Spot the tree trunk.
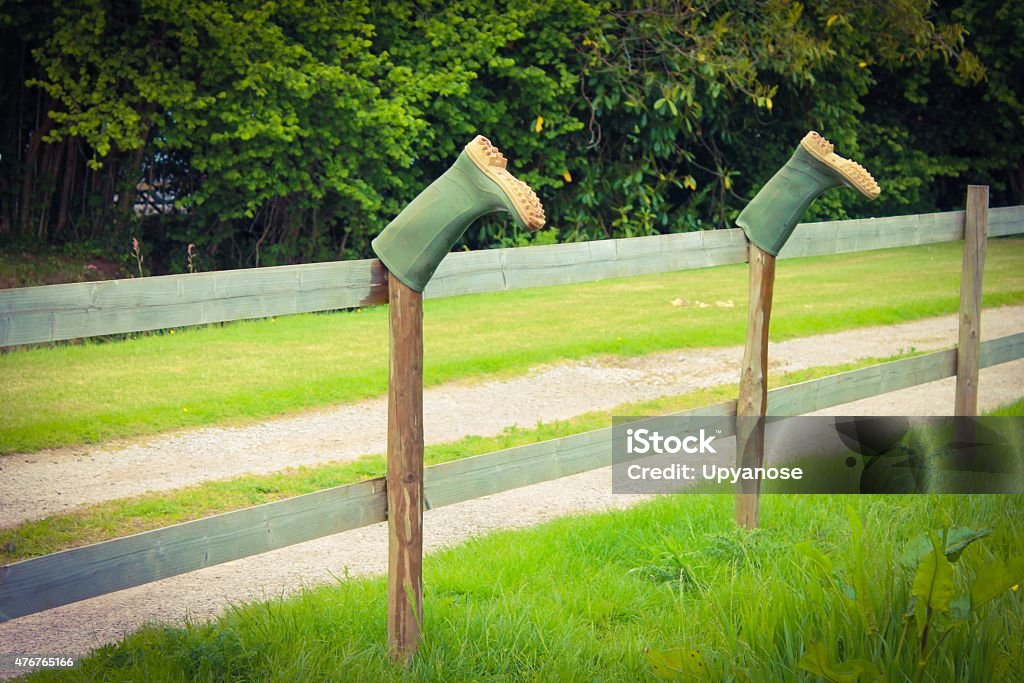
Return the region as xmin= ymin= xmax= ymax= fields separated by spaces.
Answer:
xmin=55 ymin=136 xmax=79 ymax=239
xmin=19 ymin=97 xmax=56 ymax=238
xmin=37 ymin=134 xmax=69 ymax=241
xmin=115 ymin=142 xmax=147 ymax=232
xmin=1009 ymin=158 xmax=1023 ymax=206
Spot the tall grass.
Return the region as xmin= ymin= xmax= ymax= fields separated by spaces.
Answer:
xmin=23 ymin=495 xmax=1023 ymax=681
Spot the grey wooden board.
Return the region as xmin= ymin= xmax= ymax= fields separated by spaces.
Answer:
xmin=988 ymin=205 xmax=1024 ymax=237
xmin=0 ymin=259 xmax=388 ymax=347
xmin=778 ymin=205 xmax=1022 ymax=259
xmin=785 ymin=205 xmax=1024 ymax=258
xmin=424 ymin=398 xmax=745 ymax=508
xmin=422 ymin=229 xmax=749 ymax=299
xmin=5 ymin=332 xmax=1023 ymax=621
xmin=6 ymin=207 xmax=1022 ymax=347
xmin=778 ymin=211 xmax=962 ymax=259
xmin=0 ymin=478 xmax=387 ymax=622
xmin=979 ymin=331 xmax=1024 ymax=367
xmin=767 ymin=332 xmax=1024 ymax=416
xmin=424 ymin=207 xmax=1024 ymax=298
xmin=425 ymin=425 xmax=617 ymax=509
xmin=768 ymin=349 xmax=957 ymax=416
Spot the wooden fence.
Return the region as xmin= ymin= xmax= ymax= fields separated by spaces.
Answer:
xmin=3 ymin=206 xmax=1022 ymax=348
xmin=1 ymin=203 xmax=1023 ymax=623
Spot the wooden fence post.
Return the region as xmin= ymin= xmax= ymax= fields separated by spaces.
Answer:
xmin=386 ymin=273 xmax=424 ymax=662
xmin=955 ymin=185 xmax=988 ymax=417
xmin=951 ymin=186 xmax=988 ymax=489
xmin=735 ymin=243 xmax=776 ymax=529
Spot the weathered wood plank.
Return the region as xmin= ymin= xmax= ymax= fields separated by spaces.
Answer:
xmin=432 ymin=334 xmax=1024 ymax=506
xmin=979 ymin=331 xmax=1024 ymax=367
xmin=988 ymin=205 xmax=1024 ymax=237
xmin=769 ymin=350 xmax=957 ymax=416
xmin=423 ymin=229 xmax=750 ymax=299
xmin=779 ymin=205 xmax=1022 ymax=259
xmin=422 ymin=248 xmax=506 ymax=300
xmin=0 ymin=478 xmax=386 ymax=622
xmin=3 ymin=207 xmax=1023 ymax=346
xmin=426 ymin=206 xmax=1024 ymax=299
xmin=0 ymin=258 xmax=388 ymax=346
xmin=3 ymin=334 xmax=1023 ymax=621
xmin=767 ymin=332 xmax=1024 ymax=417
xmin=425 ymin=399 xmax=739 ymax=509
xmin=779 ymin=212 xmax=963 ymax=259
xmin=425 ymin=430 xmax=610 ymax=509
xmin=955 ymin=187 xmax=988 ymax=416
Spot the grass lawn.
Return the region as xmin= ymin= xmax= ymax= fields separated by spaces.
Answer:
xmin=2 ymin=239 xmax=1023 ymax=455
xmin=22 ymin=493 xmax=1024 ymax=681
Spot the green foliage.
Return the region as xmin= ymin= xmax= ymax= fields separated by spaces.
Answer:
xmin=25 ymin=0 xmax=435 ymax=263
xmin=898 ymin=527 xmax=993 ymax=568
xmin=970 ymin=555 xmax=1024 ymax=609
xmin=859 ymin=0 xmax=1024 ymax=216
xmin=798 ymin=641 xmax=881 ymax=683
xmin=794 ymin=513 xmax=1023 ymax=682
xmin=645 ymin=645 xmax=709 ymax=681
xmin=2 ymin=0 xmax=1021 ymax=268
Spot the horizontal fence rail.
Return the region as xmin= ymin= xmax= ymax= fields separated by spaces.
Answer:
xmin=3 ymin=331 xmax=1022 ymax=622
xmin=2 ymin=206 xmax=1022 ymax=347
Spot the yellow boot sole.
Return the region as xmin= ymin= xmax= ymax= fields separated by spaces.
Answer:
xmin=464 ymin=135 xmax=546 ymax=231
xmin=800 ymin=131 xmax=881 ymax=200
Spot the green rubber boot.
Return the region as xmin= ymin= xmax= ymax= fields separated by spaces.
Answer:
xmin=372 ymin=135 xmax=545 ymax=292
xmin=736 ymin=131 xmax=880 ymax=255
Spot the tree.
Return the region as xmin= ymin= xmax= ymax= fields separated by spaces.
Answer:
xmin=0 ymin=0 xmax=1016 ymax=273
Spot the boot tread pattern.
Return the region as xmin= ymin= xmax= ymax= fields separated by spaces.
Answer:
xmin=466 ymin=135 xmax=546 ymax=230
xmin=801 ymin=131 xmax=881 ymax=200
